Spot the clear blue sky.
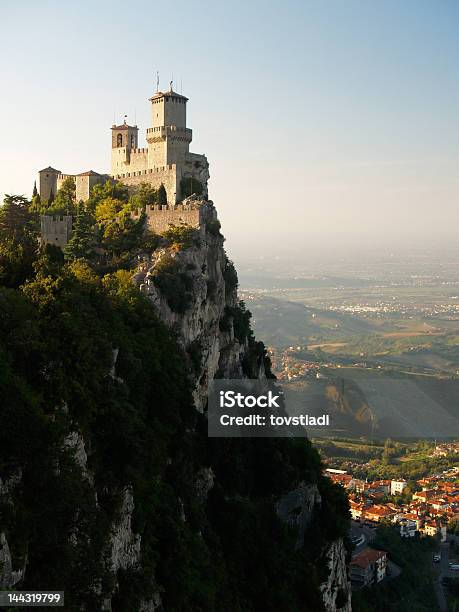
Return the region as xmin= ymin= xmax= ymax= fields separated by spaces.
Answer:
xmin=1 ymin=0 xmax=458 ymax=260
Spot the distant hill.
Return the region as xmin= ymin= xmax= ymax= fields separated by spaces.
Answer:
xmin=243 ymin=294 xmax=376 ymax=347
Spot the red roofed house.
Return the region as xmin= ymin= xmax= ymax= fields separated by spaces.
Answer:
xmin=364 ymin=505 xmax=396 ymax=523
xmin=350 ymin=548 xmax=387 ymax=587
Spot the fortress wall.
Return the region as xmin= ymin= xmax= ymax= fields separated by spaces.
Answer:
xmin=56 ymin=174 xmax=75 ymax=191
xmin=127 ymin=149 xmax=148 ymax=172
xmin=75 ymin=175 xmax=109 ymax=202
xmin=40 ymin=215 xmax=72 ymax=249
xmin=114 ymin=165 xmax=178 ymax=204
xmin=111 ymin=148 xmax=149 ymax=175
xmin=140 ymin=205 xmax=202 ymax=234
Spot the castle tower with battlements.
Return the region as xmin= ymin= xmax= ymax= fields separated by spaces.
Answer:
xmin=38 ymin=84 xmax=208 ymax=206
xmin=111 ymin=84 xmax=209 ymax=203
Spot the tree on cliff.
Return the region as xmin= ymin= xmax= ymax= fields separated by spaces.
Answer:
xmin=64 ymin=203 xmax=95 ymax=260
xmin=158 ymin=183 xmax=167 ymax=206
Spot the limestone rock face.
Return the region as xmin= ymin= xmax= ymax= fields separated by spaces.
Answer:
xmin=0 ymin=533 xmax=24 ymax=588
xmin=0 ymin=471 xmax=25 ymax=588
xmin=277 ymin=482 xmax=351 ymax=610
xmin=136 ymin=199 xmax=352 ymax=611
xmin=320 ymin=539 xmax=352 ymax=612
xmin=135 ymin=199 xmax=246 ymax=412
xmin=63 ymin=431 xmax=91 ymax=480
xmin=276 ymin=482 xmax=322 ymax=549
xmin=101 ymin=488 xmax=153 ymax=612
xmin=108 ymin=487 xmax=141 ymax=574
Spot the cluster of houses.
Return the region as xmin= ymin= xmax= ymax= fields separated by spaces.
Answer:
xmin=326 ymin=467 xmax=459 ymax=588
xmin=325 ymin=467 xmax=459 ymax=588
xmin=326 ymin=467 xmax=459 ymax=542
xmin=431 ymin=442 xmax=459 ymax=457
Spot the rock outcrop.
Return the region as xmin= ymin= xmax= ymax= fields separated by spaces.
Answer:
xmin=134 ymin=197 xmax=352 ymax=611
xmin=0 ymin=532 xmax=24 ymax=589
xmin=276 ymin=482 xmax=322 ymax=549
xmin=135 ymin=198 xmax=247 ymax=411
xmin=321 ymin=539 xmax=352 ymax=612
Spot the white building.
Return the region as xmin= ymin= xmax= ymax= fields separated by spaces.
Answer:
xmin=390 ymin=479 xmax=407 ymax=496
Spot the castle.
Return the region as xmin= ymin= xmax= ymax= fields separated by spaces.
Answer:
xmin=38 ymin=83 xmax=209 ymax=207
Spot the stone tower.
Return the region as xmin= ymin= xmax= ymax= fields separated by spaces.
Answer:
xmin=38 ymin=166 xmax=61 ymax=202
xmin=109 ymin=84 xmax=209 ymax=203
xmin=146 ymin=84 xmax=192 ymax=167
xmin=110 ymin=120 xmax=139 ymax=174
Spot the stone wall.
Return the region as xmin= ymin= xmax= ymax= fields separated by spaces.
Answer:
xmin=131 ymin=203 xmax=202 ymax=235
xmin=40 ymin=215 xmax=72 ymax=249
xmin=111 ymin=147 xmax=148 ymax=177
xmin=56 ymin=173 xmax=110 ymax=202
xmin=114 ymin=165 xmax=179 ymax=204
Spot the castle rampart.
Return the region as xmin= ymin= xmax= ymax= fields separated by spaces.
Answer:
xmin=131 ymin=203 xmax=203 ymax=234
xmin=40 ymin=215 xmax=73 ymax=249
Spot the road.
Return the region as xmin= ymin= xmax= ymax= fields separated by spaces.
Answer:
xmin=434 ymin=541 xmax=450 ymax=612
xmin=350 ymin=520 xmax=377 ymax=552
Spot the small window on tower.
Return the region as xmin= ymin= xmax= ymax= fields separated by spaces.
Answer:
xmin=130 ymin=134 xmax=135 ymax=148
xmin=117 ymin=133 xmax=123 ymax=147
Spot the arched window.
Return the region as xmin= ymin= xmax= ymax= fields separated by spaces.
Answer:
xmin=130 ymin=134 xmax=135 ymax=148
xmin=117 ymin=133 xmax=123 ymax=147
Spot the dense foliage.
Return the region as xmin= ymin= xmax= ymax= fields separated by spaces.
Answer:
xmin=0 ymin=190 xmax=350 ymax=611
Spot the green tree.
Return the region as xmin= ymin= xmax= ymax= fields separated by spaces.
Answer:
xmin=47 ymin=177 xmax=76 ymax=215
xmin=86 ymin=180 xmax=128 ymax=214
xmin=64 ymin=203 xmax=95 ymax=260
xmin=0 ymin=195 xmax=38 ymax=286
xmin=128 ymin=182 xmax=158 ymax=211
xmin=0 ymin=195 xmax=33 ymax=240
xmin=95 ymin=197 xmax=124 ymax=223
xmin=101 ymin=213 xmax=145 ymax=258
xmin=30 ymin=193 xmax=43 ymax=213
xmin=158 ymin=183 xmax=167 ymax=206
xmin=32 ymin=181 xmax=38 ymax=198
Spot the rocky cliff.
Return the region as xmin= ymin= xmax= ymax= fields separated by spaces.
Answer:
xmin=0 ymin=196 xmax=351 ymax=611
xmin=132 ymin=197 xmax=352 ymax=611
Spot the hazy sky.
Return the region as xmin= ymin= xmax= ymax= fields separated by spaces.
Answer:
xmin=1 ymin=0 xmax=458 ymax=261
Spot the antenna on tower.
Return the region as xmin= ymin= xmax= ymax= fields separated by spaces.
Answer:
xmin=156 ymin=71 xmax=159 ymax=92
xmin=171 ymin=72 xmax=174 ymax=91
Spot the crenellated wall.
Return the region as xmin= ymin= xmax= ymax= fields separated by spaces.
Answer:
xmin=131 ymin=203 xmax=203 ymax=235
xmin=113 ymin=164 xmax=178 ymax=204
xmin=40 ymin=215 xmax=73 ymax=249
